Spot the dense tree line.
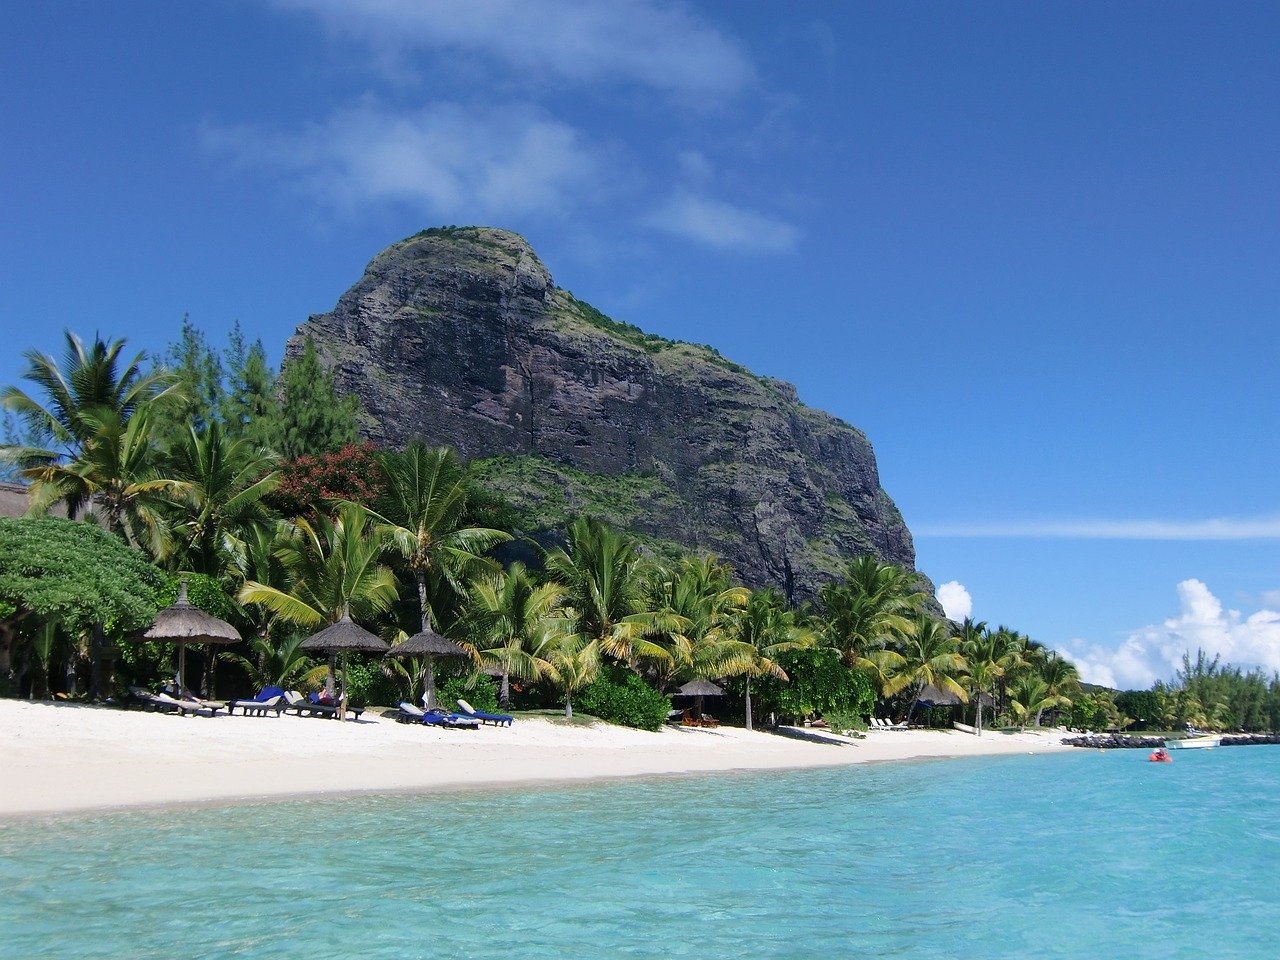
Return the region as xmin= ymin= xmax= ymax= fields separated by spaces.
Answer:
xmin=3 ymin=325 xmax=1269 ymax=733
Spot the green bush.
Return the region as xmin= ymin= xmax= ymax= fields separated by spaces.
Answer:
xmin=749 ymin=648 xmax=875 ymax=723
xmin=576 ymin=667 xmax=670 ymax=731
xmin=434 ymin=673 xmax=500 ymax=714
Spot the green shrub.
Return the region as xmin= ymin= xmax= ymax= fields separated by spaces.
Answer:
xmin=576 ymin=667 xmax=670 ymax=731
xmin=748 ymin=648 xmax=875 ymax=723
xmin=434 ymin=673 xmax=500 ymax=714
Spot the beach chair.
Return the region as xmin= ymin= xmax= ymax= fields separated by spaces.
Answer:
xmin=424 ymin=708 xmax=480 ymax=730
xmin=880 ymin=718 xmax=910 ymax=731
xmin=127 ymin=686 xmax=180 ymax=714
xmin=699 ymin=715 xmax=720 ymax=728
xmin=153 ymin=691 xmax=223 ymax=717
xmin=227 ymin=689 xmax=286 ymax=717
xmin=282 ymin=690 xmax=337 ymax=719
xmin=397 ymin=701 xmax=428 ymax=724
xmin=456 ymin=698 xmax=513 ymax=727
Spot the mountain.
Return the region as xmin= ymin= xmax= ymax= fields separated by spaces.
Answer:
xmin=285 ymin=226 xmax=924 ymax=603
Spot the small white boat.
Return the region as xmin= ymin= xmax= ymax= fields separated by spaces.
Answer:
xmin=1164 ymin=735 xmax=1222 ymax=750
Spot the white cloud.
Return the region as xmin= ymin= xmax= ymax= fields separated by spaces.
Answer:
xmin=200 ymin=100 xmax=602 ymax=220
xmin=1061 ymin=579 xmax=1280 ymax=689
xmin=643 ymin=191 xmax=800 ymax=252
xmin=917 ymin=516 xmax=1280 ymax=540
xmin=936 ymin=580 xmax=973 ymax=621
xmin=269 ymin=0 xmax=754 ymax=97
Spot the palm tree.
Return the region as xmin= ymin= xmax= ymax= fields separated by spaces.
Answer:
xmin=237 ymin=503 xmax=398 ymax=629
xmin=885 ymin=614 xmax=968 ymax=723
xmin=23 ymin=406 xmax=175 ymax=557
xmin=1009 ymin=674 xmax=1061 ymax=731
xmin=220 ymin=633 xmax=313 ymax=692
xmin=958 ymin=619 xmax=1001 ymax=735
xmin=544 ymin=517 xmax=667 ymax=667
xmin=819 ymin=556 xmax=925 ymax=663
xmin=644 ymin=555 xmax=749 ymax=689
xmin=161 ymin=420 xmax=278 ymax=576
xmin=367 ymin=444 xmax=509 ymax=635
xmin=731 ymin=589 xmax=815 ymax=730
xmin=1036 ymin=652 xmax=1081 ymax=726
xmin=542 ymin=633 xmax=601 ymax=719
xmin=1 ymin=331 xmax=176 ymax=516
xmin=465 ymin=562 xmax=561 ymax=708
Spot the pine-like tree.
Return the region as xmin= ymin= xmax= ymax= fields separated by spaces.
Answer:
xmin=274 ymin=338 xmax=360 ymax=459
xmin=221 ymin=321 xmax=281 ymax=449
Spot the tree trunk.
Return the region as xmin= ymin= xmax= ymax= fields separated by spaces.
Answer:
xmin=417 ymin=572 xmax=431 ymax=633
xmin=88 ymin=623 xmax=105 ymax=700
xmin=0 ymin=622 xmax=13 ymax=694
xmin=424 ymin=655 xmax=438 ymax=709
xmin=1035 ymin=707 xmax=1044 ymax=728
xmin=499 ymin=669 xmax=511 ymax=710
xmin=904 ymin=681 xmax=923 ymax=725
xmin=976 ymin=698 xmax=984 ymax=736
xmin=565 ymin=693 xmax=573 ymax=719
xmin=744 ymin=676 xmax=753 ymax=731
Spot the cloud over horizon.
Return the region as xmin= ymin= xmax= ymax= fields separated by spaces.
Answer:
xmin=917 ymin=516 xmax=1280 ymax=540
xmin=936 ymin=580 xmax=973 ymax=621
xmin=1062 ymin=579 xmax=1280 ymax=689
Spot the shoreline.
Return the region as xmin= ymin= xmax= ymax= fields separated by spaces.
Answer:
xmin=0 ymin=700 xmax=1073 ymax=822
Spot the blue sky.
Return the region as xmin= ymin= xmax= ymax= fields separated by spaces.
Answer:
xmin=3 ymin=2 xmax=1278 ymax=688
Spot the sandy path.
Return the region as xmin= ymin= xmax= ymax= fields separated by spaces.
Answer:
xmin=0 ymin=701 xmax=1072 ymax=818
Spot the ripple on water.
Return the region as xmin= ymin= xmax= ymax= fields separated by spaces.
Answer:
xmin=2 ymin=749 xmax=1279 ymax=959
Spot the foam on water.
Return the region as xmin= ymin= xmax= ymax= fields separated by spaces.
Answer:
xmin=3 ymin=747 xmax=1278 ymax=958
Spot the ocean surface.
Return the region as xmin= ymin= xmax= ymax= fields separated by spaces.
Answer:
xmin=2 ymin=747 xmax=1278 ymax=959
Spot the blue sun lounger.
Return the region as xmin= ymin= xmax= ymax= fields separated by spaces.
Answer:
xmin=398 ymin=702 xmax=479 ymax=729
xmin=456 ymin=699 xmax=513 ymax=727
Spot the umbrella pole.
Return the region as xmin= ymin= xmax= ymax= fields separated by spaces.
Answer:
xmin=175 ymin=644 xmax=185 ymax=695
xmin=326 ymin=652 xmax=336 ymax=700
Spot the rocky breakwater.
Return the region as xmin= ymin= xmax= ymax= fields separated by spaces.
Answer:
xmin=1063 ymin=734 xmax=1167 ymax=749
xmin=286 ymin=227 xmax=923 ymax=603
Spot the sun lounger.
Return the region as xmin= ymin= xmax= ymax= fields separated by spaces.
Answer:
xmin=424 ymin=709 xmax=479 ymax=730
xmin=456 ymin=699 xmax=513 ymax=727
xmin=228 ymin=694 xmax=285 ymax=716
xmin=282 ymin=690 xmax=363 ymax=720
xmin=153 ymin=691 xmax=223 ymax=717
xmin=873 ymin=717 xmax=910 ymax=730
xmin=127 ymin=686 xmax=181 ymax=714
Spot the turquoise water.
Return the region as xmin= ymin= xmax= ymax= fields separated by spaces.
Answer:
xmin=3 ymin=747 xmax=1279 ymax=958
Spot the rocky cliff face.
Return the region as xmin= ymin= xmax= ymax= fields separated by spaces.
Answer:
xmin=286 ymin=227 xmax=921 ymax=603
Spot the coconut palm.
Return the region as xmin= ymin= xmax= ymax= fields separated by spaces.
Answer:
xmin=541 ymin=632 xmax=601 ymax=719
xmin=160 ymin=420 xmax=278 ymax=576
xmin=1009 ymin=674 xmax=1064 ymax=731
xmin=237 ymin=503 xmax=398 ymax=629
xmin=220 ymin=633 xmax=313 ymax=691
xmin=644 ymin=555 xmax=749 ymax=688
xmin=819 ymin=556 xmax=925 ymax=663
xmin=958 ymin=619 xmax=1002 ymax=735
xmin=1 ymin=332 xmax=176 ymax=516
xmin=544 ymin=517 xmax=667 ymax=667
xmin=1036 ymin=652 xmax=1081 ymax=726
xmin=465 ymin=562 xmax=562 ymax=708
xmin=885 ymin=614 xmax=968 ymax=722
xmin=731 ymin=589 xmax=816 ymax=730
xmin=22 ymin=406 xmax=176 ymax=557
xmin=367 ymin=444 xmax=509 ymax=635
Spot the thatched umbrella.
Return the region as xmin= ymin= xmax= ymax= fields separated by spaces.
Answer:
xmin=386 ymin=625 xmax=470 ymax=710
xmin=136 ymin=579 xmax=241 ymax=695
xmin=299 ymin=608 xmax=389 ymax=719
xmin=916 ymin=683 xmax=963 ymax=707
xmin=675 ymin=678 xmax=724 ymax=720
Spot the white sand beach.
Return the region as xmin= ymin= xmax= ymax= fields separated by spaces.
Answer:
xmin=0 ymin=701 xmax=1073 ymax=819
